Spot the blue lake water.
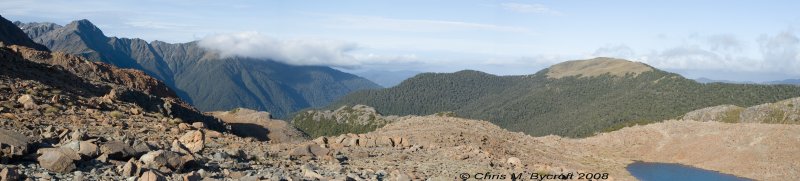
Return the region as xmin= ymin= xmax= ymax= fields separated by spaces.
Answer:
xmin=626 ymin=161 xmax=753 ymax=181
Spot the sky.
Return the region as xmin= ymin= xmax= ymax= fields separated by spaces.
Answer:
xmin=3 ymin=0 xmax=800 ymax=81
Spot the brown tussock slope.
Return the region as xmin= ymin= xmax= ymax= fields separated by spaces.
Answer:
xmin=547 ymin=57 xmax=653 ymax=79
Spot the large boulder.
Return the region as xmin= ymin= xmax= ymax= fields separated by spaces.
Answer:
xmin=290 ymin=144 xmax=329 ymax=158
xmin=37 ymin=148 xmax=81 ymax=173
xmin=100 ymin=141 xmax=136 ymax=160
xmin=290 ymin=145 xmax=314 ymax=158
xmin=0 ymin=129 xmax=31 ymax=160
xmin=139 ymin=150 xmax=187 ymax=172
xmin=178 ymin=131 xmax=204 ymax=153
xmin=309 ymin=144 xmax=329 ymax=157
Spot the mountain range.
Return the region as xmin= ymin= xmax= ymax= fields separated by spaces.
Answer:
xmin=13 ymin=19 xmax=380 ymax=118
xmin=351 ymin=70 xmax=421 ymax=88
xmin=694 ymin=77 xmax=800 ymax=85
xmin=767 ymin=79 xmax=800 ymax=85
xmin=329 ymin=57 xmax=800 ymax=137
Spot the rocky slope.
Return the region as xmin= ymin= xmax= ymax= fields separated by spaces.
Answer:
xmin=301 ymin=116 xmax=800 ymax=181
xmin=0 ymin=34 xmax=371 ymax=180
xmin=14 ymin=19 xmax=381 ymax=118
xmin=684 ymin=97 xmax=800 ymax=124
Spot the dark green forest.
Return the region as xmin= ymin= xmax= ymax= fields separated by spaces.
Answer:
xmin=330 ymin=68 xmax=800 ymax=137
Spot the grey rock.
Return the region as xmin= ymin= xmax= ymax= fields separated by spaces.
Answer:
xmin=37 ymin=148 xmax=81 ymax=173
xmin=100 ymin=141 xmax=136 ymax=160
xmin=78 ymin=141 xmax=100 ymax=158
xmin=0 ymin=129 xmax=31 ymax=159
xmin=132 ymin=141 xmax=154 ymax=157
xmin=309 ymin=144 xmax=329 ymax=157
xmin=138 ymin=150 xmax=186 ymax=172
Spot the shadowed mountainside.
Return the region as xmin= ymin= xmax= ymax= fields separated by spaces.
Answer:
xmin=0 ymin=15 xmax=48 ymax=51
xmin=15 ymin=19 xmax=380 ymax=118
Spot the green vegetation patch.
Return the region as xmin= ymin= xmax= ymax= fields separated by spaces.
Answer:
xmin=291 ymin=111 xmax=386 ymax=138
xmin=331 ymin=69 xmax=800 ymax=138
xmin=720 ymin=107 xmax=744 ymax=123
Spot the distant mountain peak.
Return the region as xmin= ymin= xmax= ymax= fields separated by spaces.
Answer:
xmin=546 ymin=57 xmax=654 ymax=79
xmin=70 ymin=19 xmax=95 ymax=27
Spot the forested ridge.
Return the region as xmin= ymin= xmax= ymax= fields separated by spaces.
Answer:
xmin=330 ymin=59 xmax=800 ymax=137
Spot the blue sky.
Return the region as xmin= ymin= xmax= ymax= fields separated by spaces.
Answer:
xmin=3 ymin=0 xmax=800 ymax=81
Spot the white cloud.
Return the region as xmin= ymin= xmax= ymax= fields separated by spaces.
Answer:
xmin=500 ymin=3 xmax=562 ymax=15
xmin=198 ymin=32 xmax=418 ymax=68
xmin=593 ymin=44 xmax=636 ymax=59
xmin=327 ymin=15 xmax=530 ymax=33
xmin=706 ymin=34 xmax=743 ymax=52
xmin=639 ymin=45 xmax=757 ymax=72
xmin=595 ymin=31 xmax=800 ymax=76
xmin=758 ymin=30 xmax=800 ymax=73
